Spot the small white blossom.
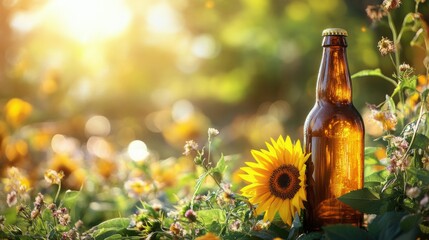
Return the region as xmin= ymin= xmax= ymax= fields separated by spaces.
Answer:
xmin=208 ymin=128 xmax=219 ymax=137
xmin=6 ymin=191 xmax=18 ymax=207
xmin=183 ymin=140 xmax=198 ymax=156
xmin=406 ymin=187 xmax=421 ymax=199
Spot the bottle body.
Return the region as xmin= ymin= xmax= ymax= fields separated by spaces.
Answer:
xmin=304 ymin=101 xmax=364 ymax=230
xmin=303 ymin=28 xmax=364 ymax=231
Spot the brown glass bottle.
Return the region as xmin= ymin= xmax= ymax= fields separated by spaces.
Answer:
xmin=303 ymin=28 xmax=364 ymax=231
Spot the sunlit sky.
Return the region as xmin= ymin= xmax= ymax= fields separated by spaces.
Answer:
xmin=9 ymin=0 xmax=217 ymax=81
xmin=11 ymin=0 xmax=174 ymax=42
xmin=2 ymin=0 xmax=402 ymax=155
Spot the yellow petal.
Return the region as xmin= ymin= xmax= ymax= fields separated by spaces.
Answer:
xmin=271 ymin=138 xmax=280 ymax=152
xmin=241 ymin=182 xmax=263 ymax=191
xmin=294 ymin=139 xmax=302 ymax=153
xmin=266 ymin=197 xmax=282 ymax=222
xmin=265 ymin=141 xmax=277 ymax=157
xmin=284 ymin=136 xmax=293 ymax=154
xmin=251 ymin=150 xmax=273 ymax=166
xmin=279 ymin=199 xmax=292 ymax=225
xmin=253 ymin=172 xmax=270 ymax=184
xmin=256 ymin=196 xmax=275 ymax=215
xmin=239 ymin=174 xmax=256 ymax=183
xmin=298 ymin=188 xmax=307 ymax=202
xmin=250 ymin=190 xmax=271 ymax=204
xmin=291 ymin=195 xmax=301 ymax=210
xmin=241 ymin=167 xmax=264 ymax=177
xmin=290 ymin=198 xmax=297 ymax=219
xmin=260 ymin=149 xmax=276 ymax=160
xmin=245 ymin=161 xmax=268 ymax=171
xmin=283 ymin=146 xmax=293 ymax=165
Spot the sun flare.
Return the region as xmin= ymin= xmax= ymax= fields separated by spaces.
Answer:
xmin=44 ymin=0 xmax=132 ymax=43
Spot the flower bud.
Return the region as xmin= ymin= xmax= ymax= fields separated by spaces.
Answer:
xmin=184 ymin=209 xmax=197 ymax=222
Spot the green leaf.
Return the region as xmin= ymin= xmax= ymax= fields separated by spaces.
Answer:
xmin=365 ymin=156 xmax=381 ymax=165
xmin=62 ymin=190 xmax=81 ymax=210
xmin=104 ymin=234 xmax=123 ymax=240
xmin=93 ymin=230 xmax=122 ymax=240
xmin=398 ymin=75 xmax=417 ymax=93
xmin=351 ymin=69 xmax=384 ymax=79
xmin=402 ymin=13 xmax=415 ymax=27
xmin=364 ymin=147 xmax=377 ymax=155
xmin=323 ymin=224 xmax=373 ymax=240
xmin=368 ymin=212 xmax=407 ymax=240
xmin=296 ymin=232 xmax=323 ymax=240
xmin=420 ymin=223 xmax=429 ymax=234
xmin=410 ymin=134 xmax=429 ymax=150
xmin=94 ymin=218 xmax=130 ymax=230
xmin=287 ymin=213 xmax=303 ymax=240
xmin=364 ymin=170 xmax=389 ymax=184
xmin=197 ymin=209 xmax=226 ymax=227
xmin=90 ymin=217 xmax=138 ymax=240
xmin=191 ymin=170 xmax=211 ymax=207
xmin=246 ymin=231 xmax=274 ymax=240
xmin=63 ymin=189 xmax=80 ymax=199
xmin=338 ymin=188 xmax=384 ymax=214
xmin=422 ymin=89 xmax=429 ymax=101
xmin=213 ymin=154 xmax=227 ymax=174
xmin=400 ymin=213 xmax=422 ymax=232
xmin=407 ymin=167 xmax=429 ymax=185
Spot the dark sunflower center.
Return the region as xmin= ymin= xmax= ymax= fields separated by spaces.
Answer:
xmin=277 ymin=173 xmax=291 ymax=188
xmin=269 ymin=164 xmax=301 ymax=200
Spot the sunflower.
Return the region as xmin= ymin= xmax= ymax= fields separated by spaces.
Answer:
xmin=240 ymin=135 xmax=310 ymax=225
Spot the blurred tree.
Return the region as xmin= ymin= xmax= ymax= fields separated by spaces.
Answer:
xmin=0 ymin=0 xmax=426 ymax=160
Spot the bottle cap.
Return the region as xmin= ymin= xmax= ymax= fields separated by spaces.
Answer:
xmin=322 ymin=28 xmax=348 ymax=37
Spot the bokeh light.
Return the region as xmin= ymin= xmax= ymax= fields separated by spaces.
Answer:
xmin=51 ymin=134 xmax=79 ymax=155
xmin=85 ymin=115 xmax=111 ymax=137
xmin=127 ymin=140 xmax=150 ymax=162
xmin=145 ymin=2 xmax=182 ymax=34
xmin=87 ymin=136 xmax=113 ymax=159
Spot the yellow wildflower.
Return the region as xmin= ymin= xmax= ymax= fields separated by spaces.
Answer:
xmin=240 ymin=135 xmax=310 ymax=226
xmin=44 ymin=169 xmax=64 ymax=185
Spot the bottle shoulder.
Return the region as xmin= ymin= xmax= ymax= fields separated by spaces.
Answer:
xmin=304 ymin=101 xmax=364 ymax=136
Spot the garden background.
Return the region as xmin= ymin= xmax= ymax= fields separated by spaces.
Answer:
xmin=0 ymin=0 xmax=428 ymax=237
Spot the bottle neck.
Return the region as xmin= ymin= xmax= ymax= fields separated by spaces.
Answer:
xmin=316 ymin=35 xmax=352 ymax=104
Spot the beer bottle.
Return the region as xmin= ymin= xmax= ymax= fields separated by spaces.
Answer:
xmin=303 ymin=28 xmax=364 ymax=231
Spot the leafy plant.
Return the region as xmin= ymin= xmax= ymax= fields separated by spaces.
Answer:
xmin=333 ymin=0 xmax=429 ymax=239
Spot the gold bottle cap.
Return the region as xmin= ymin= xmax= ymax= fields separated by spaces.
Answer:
xmin=322 ymin=28 xmax=348 ymax=36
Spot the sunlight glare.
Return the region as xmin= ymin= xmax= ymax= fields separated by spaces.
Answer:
xmin=146 ymin=2 xmax=182 ymax=34
xmin=45 ymin=0 xmax=131 ymax=42
xmin=10 ymin=11 xmax=40 ymax=33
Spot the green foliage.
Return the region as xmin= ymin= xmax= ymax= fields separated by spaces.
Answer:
xmin=322 ymin=224 xmax=373 ymax=240
xmin=338 ymin=188 xmax=384 ymax=214
xmin=90 ymin=218 xmax=134 ymax=240
xmin=334 ymin=0 xmax=429 ymax=239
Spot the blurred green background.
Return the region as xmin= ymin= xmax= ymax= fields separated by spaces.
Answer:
xmin=0 ymin=0 xmax=427 ymax=177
